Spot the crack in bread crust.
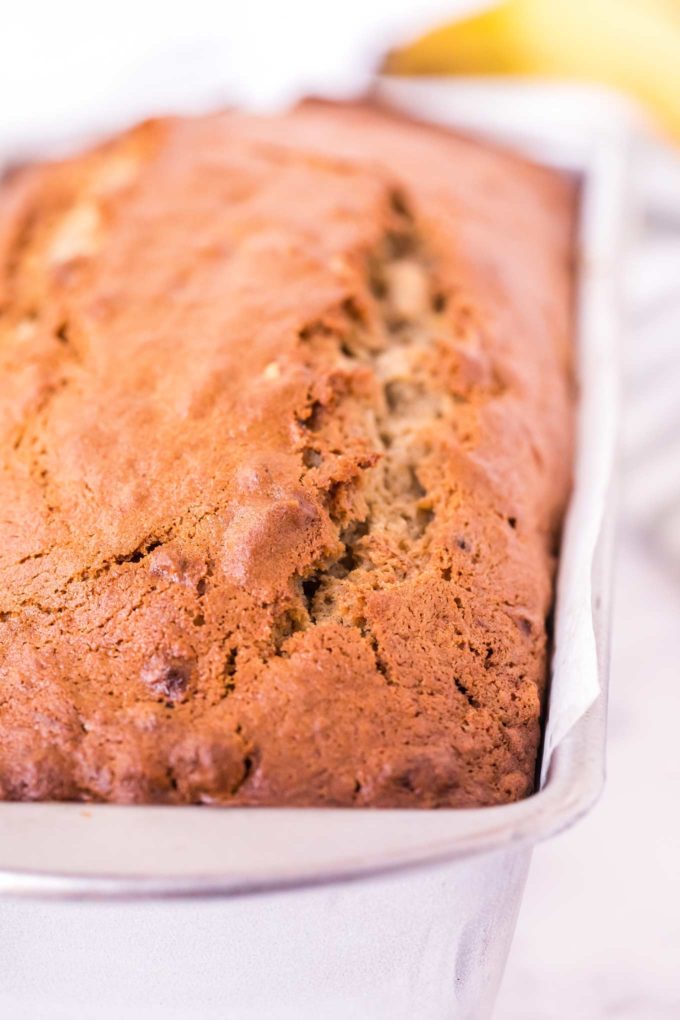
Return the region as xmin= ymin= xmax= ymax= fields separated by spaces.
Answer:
xmin=290 ymin=197 xmax=452 ymax=666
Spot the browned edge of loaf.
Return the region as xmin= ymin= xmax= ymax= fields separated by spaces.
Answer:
xmin=0 ymin=100 xmax=577 ymax=806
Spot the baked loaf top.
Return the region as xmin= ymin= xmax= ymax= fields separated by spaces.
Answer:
xmin=0 ymin=103 xmax=575 ymax=805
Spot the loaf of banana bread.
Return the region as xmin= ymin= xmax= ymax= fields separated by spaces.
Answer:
xmin=0 ymin=102 xmax=575 ymax=805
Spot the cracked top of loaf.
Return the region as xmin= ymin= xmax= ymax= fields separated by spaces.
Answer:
xmin=0 ymin=102 xmax=575 ymax=805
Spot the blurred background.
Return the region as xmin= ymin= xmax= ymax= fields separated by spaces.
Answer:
xmin=3 ymin=1 xmax=680 ymax=1017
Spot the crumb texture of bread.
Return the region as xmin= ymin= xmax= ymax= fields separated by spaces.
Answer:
xmin=0 ymin=103 xmax=575 ymax=805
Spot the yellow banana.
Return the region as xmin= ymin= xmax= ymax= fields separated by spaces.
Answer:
xmin=384 ymin=0 xmax=680 ymax=142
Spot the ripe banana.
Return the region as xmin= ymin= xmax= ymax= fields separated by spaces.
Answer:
xmin=384 ymin=0 xmax=680 ymax=142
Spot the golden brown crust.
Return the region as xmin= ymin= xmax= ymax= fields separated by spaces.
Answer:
xmin=0 ymin=102 xmax=575 ymax=805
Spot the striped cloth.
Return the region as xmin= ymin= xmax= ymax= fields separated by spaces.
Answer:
xmin=624 ymin=139 xmax=680 ymax=571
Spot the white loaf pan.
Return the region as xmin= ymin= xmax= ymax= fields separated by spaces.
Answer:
xmin=0 ymin=82 xmax=624 ymax=1019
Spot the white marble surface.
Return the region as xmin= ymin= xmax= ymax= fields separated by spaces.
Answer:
xmin=496 ymin=531 xmax=680 ymax=1018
